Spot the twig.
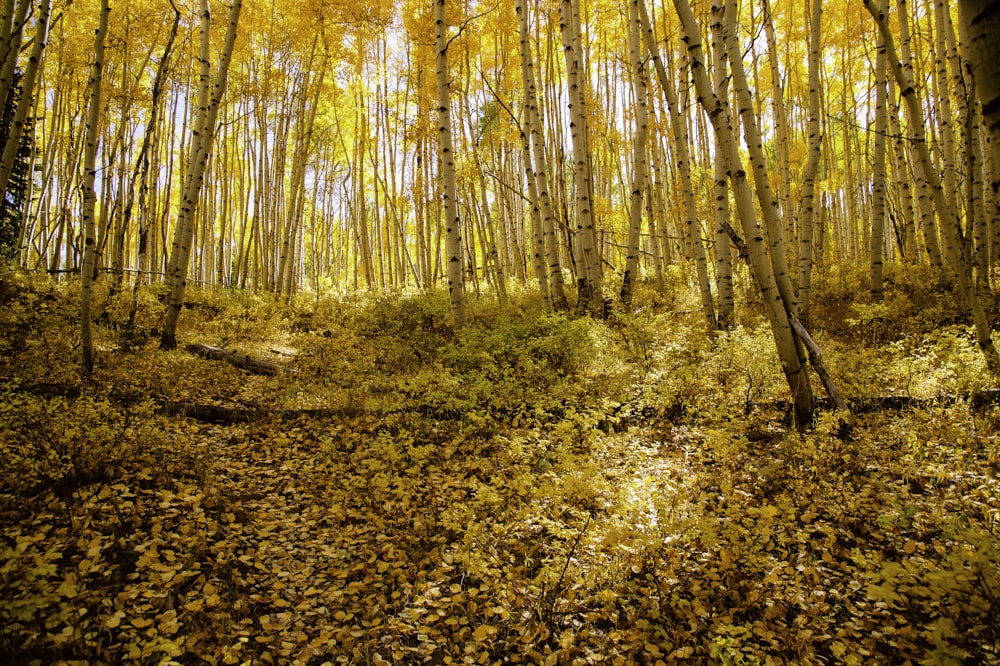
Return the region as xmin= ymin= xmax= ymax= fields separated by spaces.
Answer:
xmin=545 ymin=512 xmax=592 ymax=622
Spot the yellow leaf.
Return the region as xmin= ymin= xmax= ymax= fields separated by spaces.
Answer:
xmin=57 ymin=573 xmax=78 ymax=598
xmin=473 ymin=624 xmax=496 ymax=642
xmin=830 ymin=641 xmax=847 ymax=659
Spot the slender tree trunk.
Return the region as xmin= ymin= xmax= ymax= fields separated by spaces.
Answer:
xmin=761 ymin=0 xmax=793 ymax=241
xmin=80 ymin=0 xmax=110 ymax=376
xmin=642 ymin=0 xmax=716 ymax=331
xmin=517 ymin=0 xmax=567 ymax=310
xmin=721 ymin=0 xmax=800 ymax=320
xmin=126 ymin=2 xmax=179 ymax=326
xmin=160 ymin=0 xmax=241 ymax=349
xmin=560 ymin=0 xmax=604 ymax=316
xmin=958 ymin=1 xmax=1000 ymax=199
xmin=674 ymin=0 xmax=816 ymax=427
xmin=887 ymin=75 xmax=916 ymax=259
xmin=871 ymin=31 xmax=888 ymax=302
xmin=798 ymin=0 xmax=823 ymax=324
xmin=709 ymin=4 xmax=734 ymax=328
xmin=0 ymin=0 xmax=29 ymax=124
xmin=620 ymin=0 xmax=649 ymax=309
xmin=867 ymin=0 xmax=1000 ymax=374
xmin=0 ymin=0 xmax=49 ymax=207
xmin=434 ymin=0 xmax=466 ymax=328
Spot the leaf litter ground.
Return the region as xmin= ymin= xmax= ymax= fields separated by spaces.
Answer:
xmin=2 ymin=277 xmax=1000 ymax=664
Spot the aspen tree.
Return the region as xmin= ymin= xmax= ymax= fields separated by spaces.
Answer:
xmin=887 ymin=75 xmax=916 ymax=259
xmin=81 ymin=0 xmax=109 ymax=376
xmin=957 ymin=0 xmax=1000 ymax=199
xmin=866 ymin=0 xmax=1000 ymax=374
xmin=720 ymin=0 xmax=801 ymax=320
xmin=513 ymin=36 xmax=551 ymax=310
xmin=0 ymin=0 xmax=49 ymax=211
xmin=673 ymin=0 xmax=815 ymax=426
xmin=516 ymin=0 xmax=568 ymax=310
xmin=871 ymin=31 xmax=888 ymax=302
xmin=160 ymin=0 xmax=242 ymax=350
xmin=434 ymin=0 xmax=466 ymax=328
xmin=128 ymin=2 xmax=180 ymax=327
xmin=931 ymin=0 xmax=960 ymax=253
xmin=0 ymin=1 xmax=30 ymax=134
xmin=798 ymin=0 xmax=823 ymax=324
xmin=637 ymin=0 xmax=716 ymax=332
xmin=620 ymin=0 xmax=648 ymax=310
xmin=896 ymin=0 xmax=943 ymax=269
xmin=710 ymin=8 xmax=734 ymax=328
xmin=760 ymin=0 xmax=793 ymax=239
xmin=560 ymin=0 xmax=604 ymax=316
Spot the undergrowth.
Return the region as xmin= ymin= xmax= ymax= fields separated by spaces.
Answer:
xmin=1 ymin=266 xmax=999 ymax=664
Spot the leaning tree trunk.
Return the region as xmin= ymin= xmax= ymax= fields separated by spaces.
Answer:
xmin=0 ymin=0 xmax=49 ymax=208
xmin=673 ymin=0 xmax=815 ymax=427
xmin=0 ymin=0 xmax=30 ymax=127
xmin=434 ymin=0 xmax=466 ymax=328
xmin=638 ymin=0 xmax=717 ymax=332
xmin=80 ymin=0 xmax=109 ymax=377
xmin=867 ymin=0 xmax=1000 ymax=375
xmin=160 ymin=0 xmax=241 ymax=350
xmin=126 ymin=1 xmax=180 ymax=327
xmin=720 ymin=0 xmax=801 ymax=321
xmin=864 ymin=0 xmax=1000 ymax=375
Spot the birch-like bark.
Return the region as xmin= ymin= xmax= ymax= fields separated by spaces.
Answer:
xmin=720 ymin=0 xmax=799 ymax=318
xmin=434 ymin=0 xmax=466 ymax=328
xmin=160 ymin=0 xmax=242 ymax=349
xmin=620 ymin=0 xmax=648 ymax=309
xmin=0 ymin=0 xmax=48 ymax=208
xmin=128 ymin=1 xmax=180 ymax=327
xmin=0 ymin=0 xmax=29 ymax=120
xmin=871 ymin=31 xmax=888 ymax=302
xmin=637 ymin=0 xmax=716 ymax=331
xmin=710 ymin=0 xmax=734 ymax=328
xmin=958 ymin=0 xmax=1000 ymax=200
xmin=673 ymin=0 xmax=815 ymax=426
xmin=887 ymin=75 xmax=916 ymax=259
xmin=516 ymin=0 xmax=566 ymax=309
xmin=761 ymin=0 xmax=793 ymax=240
xmin=560 ymin=0 xmax=604 ymax=316
xmin=897 ymin=0 xmax=943 ymax=268
xmin=867 ymin=0 xmax=1000 ymax=374
xmin=798 ymin=0 xmax=823 ymax=324
xmin=80 ymin=0 xmax=110 ymax=376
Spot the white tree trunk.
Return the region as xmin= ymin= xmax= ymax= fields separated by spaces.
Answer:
xmin=80 ymin=0 xmax=110 ymax=376
xmin=161 ymin=0 xmax=242 ymax=349
xmin=434 ymin=0 xmax=466 ymax=328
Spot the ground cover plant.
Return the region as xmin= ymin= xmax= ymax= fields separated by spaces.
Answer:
xmin=1 ymin=267 xmax=999 ymax=665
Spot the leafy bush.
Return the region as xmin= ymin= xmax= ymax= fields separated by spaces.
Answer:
xmin=0 ymin=390 xmax=164 ymax=497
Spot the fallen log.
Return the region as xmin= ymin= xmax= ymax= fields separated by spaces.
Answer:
xmin=184 ymin=344 xmax=282 ymax=376
xmin=161 ymin=401 xmax=366 ymax=424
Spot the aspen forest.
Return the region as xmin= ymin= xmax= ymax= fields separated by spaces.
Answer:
xmin=4 ymin=0 xmax=1000 ymax=661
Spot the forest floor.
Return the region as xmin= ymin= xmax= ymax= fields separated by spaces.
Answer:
xmin=1 ymin=267 xmax=1000 ymax=665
